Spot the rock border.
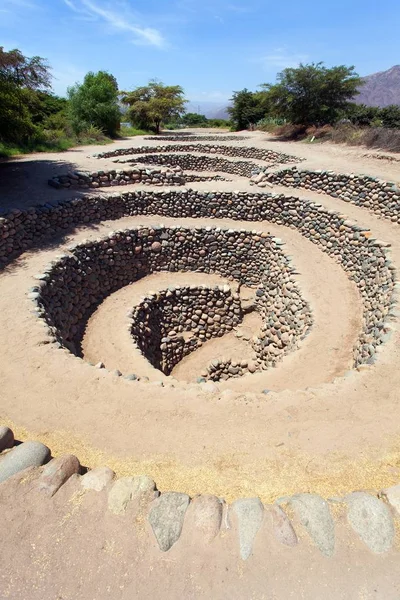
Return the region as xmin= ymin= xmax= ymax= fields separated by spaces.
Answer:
xmin=1 ymin=428 xmax=400 ymax=559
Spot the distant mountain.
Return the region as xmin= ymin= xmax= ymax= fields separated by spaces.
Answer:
xmin=355 ymin=65 xmax=400 ymax=107
xmin=186 ymin=101 xmax=231 ymax=120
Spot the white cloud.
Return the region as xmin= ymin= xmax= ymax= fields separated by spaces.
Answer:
xmin=258 ymin=48 xmax=309 ymax=70
xmin=63 ymin=0 xmax=166 ymax=47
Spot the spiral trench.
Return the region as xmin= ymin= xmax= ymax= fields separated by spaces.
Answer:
xmin=1 ymin=132 xmax=400 ymax=503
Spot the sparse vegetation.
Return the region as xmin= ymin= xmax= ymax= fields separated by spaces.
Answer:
xmin=225 ymin=62 xmax=400 ymax=152
xmin=67 ymin=71 xmax=121 ymax=137
xmin=2 ymin=46 xmax=399 ymax=157
xmin=122 ymin=80 xmax=186 ymax=134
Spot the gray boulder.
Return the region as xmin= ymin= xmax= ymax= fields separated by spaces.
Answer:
xmin=0 ymin=441 xmax=50 ymax=484
xmin=148 ymin=492 xmax=190 ymax=551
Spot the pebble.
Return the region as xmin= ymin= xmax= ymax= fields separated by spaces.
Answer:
xmin=185 ymin=495 xmax=223 ymax=543
xmin=381 ymin=483 xmax=400 ymax=516
xmin=270 ymin=505 xmax=298 ymax=547
xmin=108 ymin=475 xmax=157 ymax=515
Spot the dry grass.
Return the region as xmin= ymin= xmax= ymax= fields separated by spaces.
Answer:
xmin=262 ymin=122 xmax=400 ymax=153
xmin=3 ymin=416 xmax=400 ymax=503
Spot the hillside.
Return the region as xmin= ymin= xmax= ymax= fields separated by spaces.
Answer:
xmin=355 ymin=65 xmax=400 ymax=107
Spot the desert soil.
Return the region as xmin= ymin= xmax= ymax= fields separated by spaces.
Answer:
xmin=0 ymin=130 xmax=400 ymax=506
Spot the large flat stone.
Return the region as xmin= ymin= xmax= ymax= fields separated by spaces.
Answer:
xmin=270 ymin=505 xmax=298 ymax=547
xmin=148 ymin=492 xmax=190 ymax=552
xmin=0 ymin=441 xmax=50 ymax=484
xmin=0 ymin=426 xmax=14 ymax=453
xmin=37 ymin=455 xmax=80 ymax=497
xmin=231 ymin=497 xmax=264 ymax=560
xmin=185 ymin=495 xmax=223 ymax=543
xmin=289 ymin=494 xmax=335 ymax=557
xmin=346 ymin=492 xmax=395 ymax=554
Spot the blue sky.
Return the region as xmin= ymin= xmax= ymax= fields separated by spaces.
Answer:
xmin=1 ymin=0 xmax=399 ymax=106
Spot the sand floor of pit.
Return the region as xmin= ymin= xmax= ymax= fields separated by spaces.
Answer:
xmin=0 ymin=131 xmax=400 ymax=503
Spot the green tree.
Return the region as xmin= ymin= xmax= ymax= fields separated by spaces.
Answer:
xmin=343 ymin=103 xmax=381 ymax=126
xmin=68 ymin=71 xmax=120 ymax=137
xmin=0 ymin=46 xmax=52 ymax=143
xmin=182 ymin=112 xmax=208 ymax=126
xmin=380 ymin=105 xmax=400 ymax=129
xmin=261 ymin=63 xmax=362 ymax=126
xmin=123 ymin=80 xmax=186 ymax=134
xmin=228 ymin=89 xmax=266 ymax=130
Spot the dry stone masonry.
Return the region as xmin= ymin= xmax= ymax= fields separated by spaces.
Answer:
xmin=262 ymin=167 xmax=400 ymax=224
xmin=143 ymin=135 xmax=251 ymax=142
xmin=48 ymin=167 xmax=186 ymax=190
xmin=127 ymin=153 xmax=267 ymax=178
xmin=96 ymin=143 xmax=301 ymax=165
xmin=32 ymin=224 xmax=312 ymax=382
xmin=3 ymin=187 xmax=390 ymax=370
xmin=48 ymin=167 xmax=231 ymax=191
xmin=130 ymin=285 xmax=243 ymax=376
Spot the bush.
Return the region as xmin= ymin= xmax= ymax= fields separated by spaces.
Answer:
xmin=119 ymin=125 xmax=153 ymax=136
xmin=271 ymin=124 xmax=308 ymax=140
xmin=68 ymin=71 xmax=120 ymax=137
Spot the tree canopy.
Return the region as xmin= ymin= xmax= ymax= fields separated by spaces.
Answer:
xmin=0 ymin=46 xmax=53 ymax=144
xmin=261 ymin=62 xmax=362 ymax=126
xmin=68 ymin=71 xmax=121 ymax=137
xmin=228 ymin=89 xmax=267 ymax=130
xmin=182 ymin=112 xmax=208 ymax=126
xmin=123 ymin=80 xmax=186 ymax=134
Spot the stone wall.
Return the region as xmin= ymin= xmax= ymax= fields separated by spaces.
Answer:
xmin=34 ymin=226 xmax=285 ymax=357
xmin=48 ymin=167 xmax=185 ymax=190
xmin=265 ymin=167 xmax=400 ymax=223
xmin=130 ymin=285 xmax=242 ymax=375
xmin=96 ymin=143 xmax=301 ymax=164
xmin=143 ymin=135 xmax=250 ymax=142
xmin=129 ymin=153 xmax=262 ymax=178
xmin=1 ymin=187 xmax=396 ymax=368
xmin=128 ymin=273 xmax=311 ymax=381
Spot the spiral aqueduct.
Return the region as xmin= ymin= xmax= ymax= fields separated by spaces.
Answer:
xmin=1 ymin=131 xmax=400 ymax=503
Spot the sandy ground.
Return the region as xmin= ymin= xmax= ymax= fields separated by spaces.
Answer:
xmin=1 ymin=468 xmax=400 ymax=600
xmin=1 ymin=129 xmax=400 ymax=212
xmin=0 ymin=131 xmax=400 ymax=507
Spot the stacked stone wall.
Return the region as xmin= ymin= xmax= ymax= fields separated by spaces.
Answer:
xmin=130 ymin=285 xmax=242 ymax=375
xmin=143 ymin=135 xmax=250 ymax=142
xmin=129 ymin=153 xmax=261 ymax=178
xmin=97 ymin=143 xmax=301 ymax=164
xmin=34 ymin=225 xmax=311 ymax=378
xmin=267 ymin=167 xmax=400 ymax=223
xmin=48 ymin=167 xmax=185 ymax=190
xmin=0 ymin=187 xmax=396 ymax=368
